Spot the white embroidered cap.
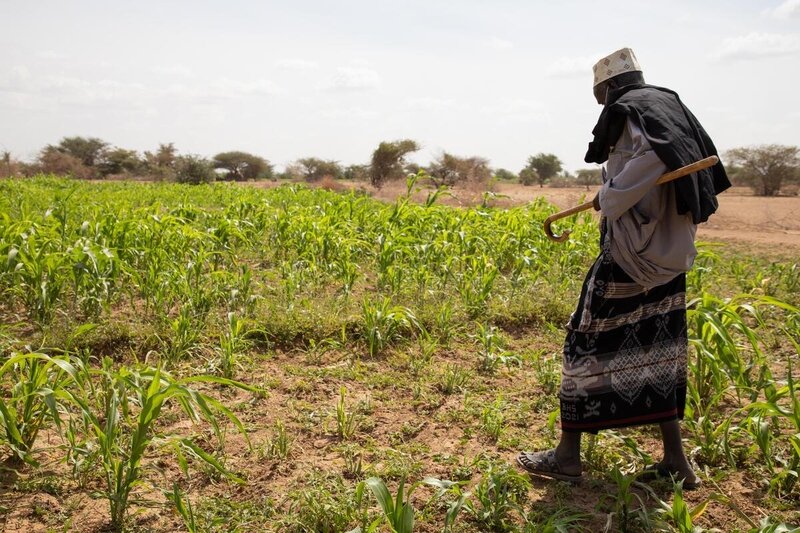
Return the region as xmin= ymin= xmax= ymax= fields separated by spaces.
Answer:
xmin=592 ymin=47 xmax=642 ymax=87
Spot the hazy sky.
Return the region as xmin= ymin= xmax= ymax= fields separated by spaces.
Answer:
xmin=1 ymin=0 xmax=798 ymax=172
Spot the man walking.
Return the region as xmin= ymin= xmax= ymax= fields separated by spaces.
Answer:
xmin=517 ymin=48 xmax=730 ymax=488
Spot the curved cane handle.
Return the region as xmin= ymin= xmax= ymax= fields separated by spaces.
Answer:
xmin=543 ymin=156 xmax=719 ymax=243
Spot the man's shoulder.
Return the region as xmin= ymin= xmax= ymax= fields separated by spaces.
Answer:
xmin=615 ymin=85 xmax=680 ymax=105
xmin=610 ymin=85 xmax=686 ymax=121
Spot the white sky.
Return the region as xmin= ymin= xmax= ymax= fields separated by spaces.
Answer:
xmin=1 ymin=0 xmax=798 ymax=173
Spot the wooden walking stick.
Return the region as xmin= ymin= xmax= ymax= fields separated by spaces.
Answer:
xmin=543 ymin=155 xmax=719 ymax=242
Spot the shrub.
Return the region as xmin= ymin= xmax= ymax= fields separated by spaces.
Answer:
xmin=370 ymin=139 xmax=420 ymax=188
xmin=175 ymin=155 xmax=215 ymax=184
xmin=213 ymin=151 xmax=273 ymax=181
xmin=429 ymin=153 xmax=491 ymax=188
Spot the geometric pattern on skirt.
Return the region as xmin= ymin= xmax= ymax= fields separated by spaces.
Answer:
xmin=560 ymin=245 xmax=688 ymax=432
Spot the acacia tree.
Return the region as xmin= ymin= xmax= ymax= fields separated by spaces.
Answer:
xmin=344 ymin=164 xmax=370 ymax=181
xmin=575 ymin=168 xmax=602 ymax=190
xmin=295 ymin=158 xmax=342 ymax=182
xmin=38 ymin=150 xmax=93 ymax=179
xmin=369 ymin=139 xmax=420 ymax=188
xmin=518 ymin=167 xmax=539 ymax=186
xmin=493 ymin=168 xmax=518 ymax=182
xmin=100 ymin=148 xmax=141 ymax=176
xmin=726 ymin=144 xmax=799 ymax=196
xmin=46 ymin=136 xmax=109 ymax=168
xmin=525 ymin=153 xmax=563 ymax=187
xmin=428 ymin=153 xmax=491 ymax=188
xmin=213 ymin=151 xmax=273 ymax=181
xmin=142 ymin=143 xmax=178 ymax=181
xmin=175 ymin=155 xmax=215 ymax=184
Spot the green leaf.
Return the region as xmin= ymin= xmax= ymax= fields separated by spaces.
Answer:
xmin=366 ymin=477 xmax=394 ymax=516
xmin=178 ymin=438 xmax=244 ymax=484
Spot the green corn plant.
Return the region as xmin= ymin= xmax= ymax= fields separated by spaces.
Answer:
xmin=14 ymin=234 xmax=67 ymax=325
xmin=266 ymin=419 xmax=291 ymax=460
xmin=457 ymin=256 xmax=498 ymax=318
xmin=689 ymin=294 xmax=798 ymax=404
xmin=342 ymin=445 xmax=363 ymax=479
xmin=334 ymin=250 xmax=359 ymax=295
xmin=336 ymin=387 xmax=360 ymax=440
xmin=63 ymin=414 xmax=99 ymax=489
xmin=285 ymin=472 xmax=370 ymax=533
xmin=481 ymin=397 xmax=506 ymax=443
xmin=634 ymin=479 xmax=709 ymax=533
xmin=531 ymin=350 xmax=561 ymax=396
xmin=688 ymin=294 xmax=747 ymax=404
xmin=226 ymin=263 xmax=259 ymax=317
xmin=744 ymin=411 xmax=775 ymax=474
xmin=524 ymin=508 xmax=590 ymax=533
xmin=434 ymin=302 xmax=455 ymax=345
xmin=0 ymin=351 xmax=83 ymax=464
xmin=63 ymin=357 xmax=254 ymax=529
xmin=686 ymin=244 xmax=720 ymax=294
xmin=217 ymin=312 xmax=249 ymax=379
xmin=165 ymin=483 xmax=198 ymax=533
xmin=745 ymin=356 xmax=800 ymax=495
xmin=408 ymin=331 xmax=437 ymax=376
xmin=464 ymin=463 xmax=529 ymax=531
xmin=421 ymin=477 xmax=470 ymax=533
xmin=163 ymin=306 xmax=201 ymax=363
xmin=474 ymin=323 xmax=520 ymax=374
xmin=364 ymin=477 xmax=416 ymax=533
xmin=437 ymin=364 xmax=470 ymax=395
xmin=684 ymin=383 xmax=737 ymax=467
xmin=68 ymin=238 xmax=119 ymax=319
xmin=606 ymin=467 xmax=638 ymax=533
xmin=753 ymin=516 xmax=800 ymax=532
xmin=361 ymin=297 xmax=418 ymax=357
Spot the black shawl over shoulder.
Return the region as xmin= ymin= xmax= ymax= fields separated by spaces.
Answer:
xmin=585 ymin=84 xmax=730 ymax=224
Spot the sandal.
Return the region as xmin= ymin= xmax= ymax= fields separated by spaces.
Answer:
xmin=516 ymin=450 xmax=582 ymax=484
xmin=640 ymin=463 xmax=702 ymax=490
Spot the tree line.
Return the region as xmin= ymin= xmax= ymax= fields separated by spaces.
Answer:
xmin=1 ymin=137 xmax=798 ymax=196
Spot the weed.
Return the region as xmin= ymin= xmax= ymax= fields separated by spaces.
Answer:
xmin=336 ymin=387 xmax=361 ymax=440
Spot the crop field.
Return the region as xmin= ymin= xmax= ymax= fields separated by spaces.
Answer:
xmin=0 ymin=176 xmax=798 ymax=532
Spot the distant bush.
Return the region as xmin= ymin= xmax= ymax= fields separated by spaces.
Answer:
xmin=519 ymin=167 xmax=539 ymax=186
xmin=493 ymin=168 xmax=518 ymax=182
xmin=1 ymin=151 xmax=23 ymax=178
xmin=575 ymin=168 xmax=602 ymax=190
xmin=175 ymin=155 xmax=215 ymax=184
xmin=100 ymin=148 xmax=142 ymax=177
xmin=370 ymin=139 xmax=420 ymax=188
xmin=142 ymin=143 xmax=178 ymax=181
xmin=295 ymin=157 xmax=343 ymax=182
xmin=523 ymin=153 xmax=562 ymax=187
xmin=344 ymin=164 xmax=370 ymax=181
xmin=37 ymin=150 xmax=94 ymax=179
xmin=726 ymin=144 xmax=799 ymax=196
xmin=213 ymin=151 xmax=273 ymax=181
xmin=429 ymin=152 xmax=491 ymax=188
xmin=318 ymin=175 xmax=346 ymax=192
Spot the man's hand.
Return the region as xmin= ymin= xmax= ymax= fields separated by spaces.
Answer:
xmin=592 ymin=193 xmax=601 ymax=212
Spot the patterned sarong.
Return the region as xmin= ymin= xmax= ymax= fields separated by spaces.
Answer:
xmin=560 ymin=242 xmax=688 ymax=432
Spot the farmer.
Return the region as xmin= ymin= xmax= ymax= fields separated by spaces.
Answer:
xmin=517 ymin=47 xmax=730 ymax=488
